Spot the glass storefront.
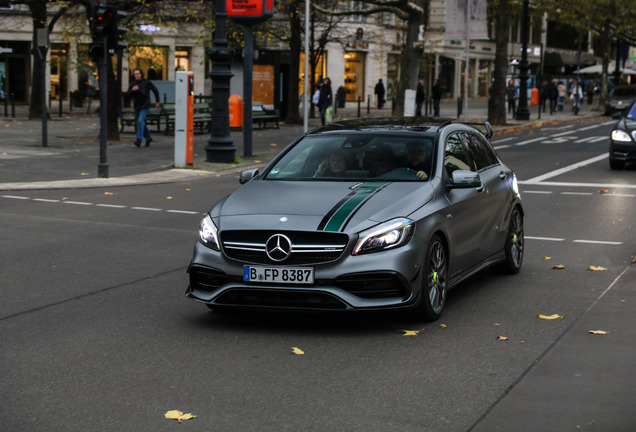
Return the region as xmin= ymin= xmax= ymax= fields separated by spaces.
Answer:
xmin=344 ymin=51 xmax=365 ymax=102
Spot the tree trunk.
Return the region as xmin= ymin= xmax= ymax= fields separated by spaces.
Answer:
xmin=29 ymin=1 xmax=48 ymax=120
xmin=393 ymin=11 xmax=425 ymax=116
xmin=285 ymin=5 xmax=302 ymax=124
xmin=488 ymin=0 xmax=509 ymax=125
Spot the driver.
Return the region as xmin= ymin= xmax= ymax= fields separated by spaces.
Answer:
xmin=403 ymin=141 xmax=432 ymax=180
xmin=365 ymin=144 xmax=396 ymax=177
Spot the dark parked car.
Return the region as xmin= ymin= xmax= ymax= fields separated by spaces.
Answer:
xmin=609 ymin=100 xmax=636 ymax=170
xmin=186 ymin=117 xmax=524 ymax=321
xmin=605 ymin=85 xmax=636 ymax=116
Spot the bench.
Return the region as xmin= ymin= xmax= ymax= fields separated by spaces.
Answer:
xmin=120 ymin=105 xmax=165 ymax=133
xmin=252 ymin=102 xmax=280 ymax=129
xmin=163 ymin=102 xmax=212 ymax=135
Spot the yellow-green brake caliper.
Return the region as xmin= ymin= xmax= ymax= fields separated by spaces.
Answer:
xmin=433 ymin=272 xmax=438 ymax=283
xmin=512 ymin=234 xmax=517 ymax=244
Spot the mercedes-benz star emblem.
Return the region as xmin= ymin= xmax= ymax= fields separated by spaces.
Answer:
xmin=265 ymin=234 xmax=292 ymax=262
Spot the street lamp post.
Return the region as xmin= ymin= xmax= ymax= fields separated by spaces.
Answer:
xmin=516 ymin=0 xmax=530 ymax=120
xmin=205 ymin=0 xmax=237 ymax=163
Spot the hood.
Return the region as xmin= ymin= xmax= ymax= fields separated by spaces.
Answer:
xmin=213 ymin=180 xmax=435 ymax=233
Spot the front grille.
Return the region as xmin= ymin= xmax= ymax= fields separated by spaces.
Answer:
xmin=221 ymin=230 xmax=349 ymax=265
xmin=215 ymin=288 xmax=348 ymax=310
xmin=335 ymin=272 xmax=408 ymax=299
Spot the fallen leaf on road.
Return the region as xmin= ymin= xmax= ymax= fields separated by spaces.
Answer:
xmin=588 ymin=266 xmax=607 ymax=271
xmin=166 ymin=196 xmax=173 ymax=200
xmin=291 ymin=347 xmax=304 ymax=355
xmin=588 ymin=330 xmax=609 ymax=335
xmin=497 ymin=336 xmax=509 ymax=341
xmin=537 ymin=314 xmax=564 ymax=320
xmin=104 ymin=192 xmax=116 ymax=195
xmin=542 ymin=256 xmax=552 ymax=260
xmin=440 ymin=324 xmax=447 ymax=328
xmin=598 ymin=189 xmax=609 ymax=194
xmin=400 ymin=329 xmax=423 ymax=336
xmin=164 ymin=410 xmax=196 ymax=423
xmin=80 ymin=172 xmax=90 ymax=176
xmin=551 ymin=264 xmax=565 ymax=270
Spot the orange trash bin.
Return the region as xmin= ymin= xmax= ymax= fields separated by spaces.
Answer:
xmin=530 ymin=87 xmax=539 ymax=105
xmin=229 ymin=94 xmax=244 ymax=129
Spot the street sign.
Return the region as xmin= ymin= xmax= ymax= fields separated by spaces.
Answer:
xmin=0 ymin=47 xmax=13 ymax=54
xmin=226 ymin=0 xmax=274 ymax=24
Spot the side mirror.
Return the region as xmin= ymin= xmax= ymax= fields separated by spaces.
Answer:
xmin=448 ymin=170 xmax=481 ymax=189
xmin=239 ymin=168 xmax=260 ymax=184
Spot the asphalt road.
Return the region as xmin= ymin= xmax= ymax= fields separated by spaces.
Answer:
xmin=1 ymin=117 xmax=635 ymax=431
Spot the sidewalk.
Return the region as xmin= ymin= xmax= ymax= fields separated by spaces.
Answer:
xmin=0 ymin=98 xmax=602 ymax=190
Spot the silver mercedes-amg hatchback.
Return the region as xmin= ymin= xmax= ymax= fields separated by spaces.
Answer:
xmin=186 ymin=117 xmax=524 ymax=321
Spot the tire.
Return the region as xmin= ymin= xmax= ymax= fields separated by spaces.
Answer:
xmin=609 ymin=158 xmax=625 ymax=170
xmin=415 ymin=235 xmax=448 ymax=322
xmin=496 ymin=206 xmax=524 ymax=274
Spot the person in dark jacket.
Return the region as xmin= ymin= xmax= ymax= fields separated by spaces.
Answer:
xmin=374 ymin=79 xmax=385 ymax=109
xmin=415 ymin=80 xmax=425 ymax=116
xmin=125 ymin=68 xmax=160 ymax=147
xmin=432 ymin=79 xmax=442 ymax=117
xmin=317 ymin=77 xmax=333 ymax=126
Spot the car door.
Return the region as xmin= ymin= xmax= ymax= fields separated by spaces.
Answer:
xmin=461 ymin=131 xmax=512 ymax=258
xmin=442 ymin=132 xmax=492 ymax=275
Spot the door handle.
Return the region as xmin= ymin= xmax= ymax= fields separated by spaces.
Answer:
xmin=499 ymin=171 xmax=508 ymax=180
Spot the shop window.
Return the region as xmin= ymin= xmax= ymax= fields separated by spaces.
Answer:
xmin=299 ymin=51 xmax=327 ymax=95
xmin=344 ymin=51 xmax=365 ymax=102
xmin=175 ymin=48 xmax=190 ymax=72
xmin=130 ymin=46 xmax=168 ymax=81
xmin=49 ymin=44 xmax=68 ymax=100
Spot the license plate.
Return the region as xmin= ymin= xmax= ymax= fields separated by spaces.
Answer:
xmin=243 ymin=266 xmax=314 ymax=284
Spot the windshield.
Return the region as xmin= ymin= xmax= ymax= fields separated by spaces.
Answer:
xmin=611 ymin=86 xmax=636 ymax=97
xmin=264 ymin=134 xmax=435 ymax=182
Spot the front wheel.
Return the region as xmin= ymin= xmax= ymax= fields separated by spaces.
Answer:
xmin=415 ymin=235 xmax=448 ymax=322
xmin=496 ymin=206 xmax=524 ymax=274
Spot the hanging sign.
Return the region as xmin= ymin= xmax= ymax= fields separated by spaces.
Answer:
xmin=227 ymin=0 xmax=274 ymax=24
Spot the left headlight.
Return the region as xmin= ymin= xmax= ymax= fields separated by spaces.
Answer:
xmin=611 ymin=129 xmax=632 ymax=142
xmin=353 ymin=218 xmax=415 ymax=255
xmin=198 ymin=214 xmax=220 ymax=251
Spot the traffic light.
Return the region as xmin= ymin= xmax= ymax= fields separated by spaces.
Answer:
xmin=91 ymin=5 xmax=109 ymax=39
xmin=89 ymin=40 xmax=105 ymax=63
xmin=107 ymin=9 xmax=128 ymax=54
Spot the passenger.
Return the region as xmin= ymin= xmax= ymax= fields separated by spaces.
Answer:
xmin=315 ymin=149 xmax=349 ymax=177
xmin=403 ymin=141 xmax=432 ymax=180
xmin=365 ymin=144 xmax=396 ymax=177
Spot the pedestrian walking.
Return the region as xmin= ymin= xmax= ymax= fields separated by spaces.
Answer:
xmin=539 ymin=80 xmax=549 ymax=113
xmin=125 ymin=68 xmax=160 ymax=147
xmin=317 ymin=77 xmax=333 ymax=126
xmin=570 ymin=78 xmax=583 ymax=115
xmin=586 ymin=80 xmax=595 ymax=105
xmin=374 ymin=79 xmax=385 ymax=109
xmin=432 ymin=79 xmax=442 ymax=117
xmin=506 ymin=80 xmax=518 ymax=117
xmin=415 ymin=80 xmax=425 ymax=116
xmin=557 ymin=81 xmax=567 ymax=111
xmin=548 ymin=79 xmax=558 ymax=114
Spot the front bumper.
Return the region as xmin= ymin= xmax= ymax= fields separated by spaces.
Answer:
xmin=186 ymin=237 xmax=426 ymax=312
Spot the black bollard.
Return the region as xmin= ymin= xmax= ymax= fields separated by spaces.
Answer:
xmin=357 ymin=96 xmax=362 ymax=117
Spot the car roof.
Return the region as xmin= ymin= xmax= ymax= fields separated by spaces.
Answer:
xmin=308 ymin=117 xmax=493 ymax=139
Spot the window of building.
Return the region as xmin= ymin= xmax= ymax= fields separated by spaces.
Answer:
xmin=344 ymin=51 xmax=365 ymax=102
xmin=129 ymin=46 xmax=168 ymax=81
xmin=175 ymin=48 xmax=190 ymax=72
xmin=49 ymin=44 xmax=68 ymax=100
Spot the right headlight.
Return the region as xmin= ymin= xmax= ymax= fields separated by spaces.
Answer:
xmin=611 ymin=129 xmax=632 ymax=142
xmin=198 ymin=214 xmax=220 ymax=251
xmin=353 ymin=218 xmax=415 ymax=255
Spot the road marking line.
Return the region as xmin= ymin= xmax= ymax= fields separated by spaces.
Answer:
xmin=573 ymin=239 xmax=623 ymax=245
xmin=561 ymin=192 xmax=593 ymax=196
xmin=166 ymin=210 xmax=201 ymax=215
xmin=522 ymin=190 xmax=553 ymax=194
xmin=518 ymin=181 xmax=636 ymax=189
xmin=63 ymin=201 xmax=93 ymax=205
xmin=2 ymin=195 xmax=30 ymax=199
xmin=602 ymin=193 xmax=636 ymax=197
xmin=131 ymin=206 xmax=162 ymax=211
xmin=96 ymin=204 xmax=126 ymax=208
xmin=525 ymin=236 xmax=565 ymax=242
xmin=32 ymin=198 xmax=61 ymax=202
xmin=522 ymin=154 xmax=609 ymax=183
